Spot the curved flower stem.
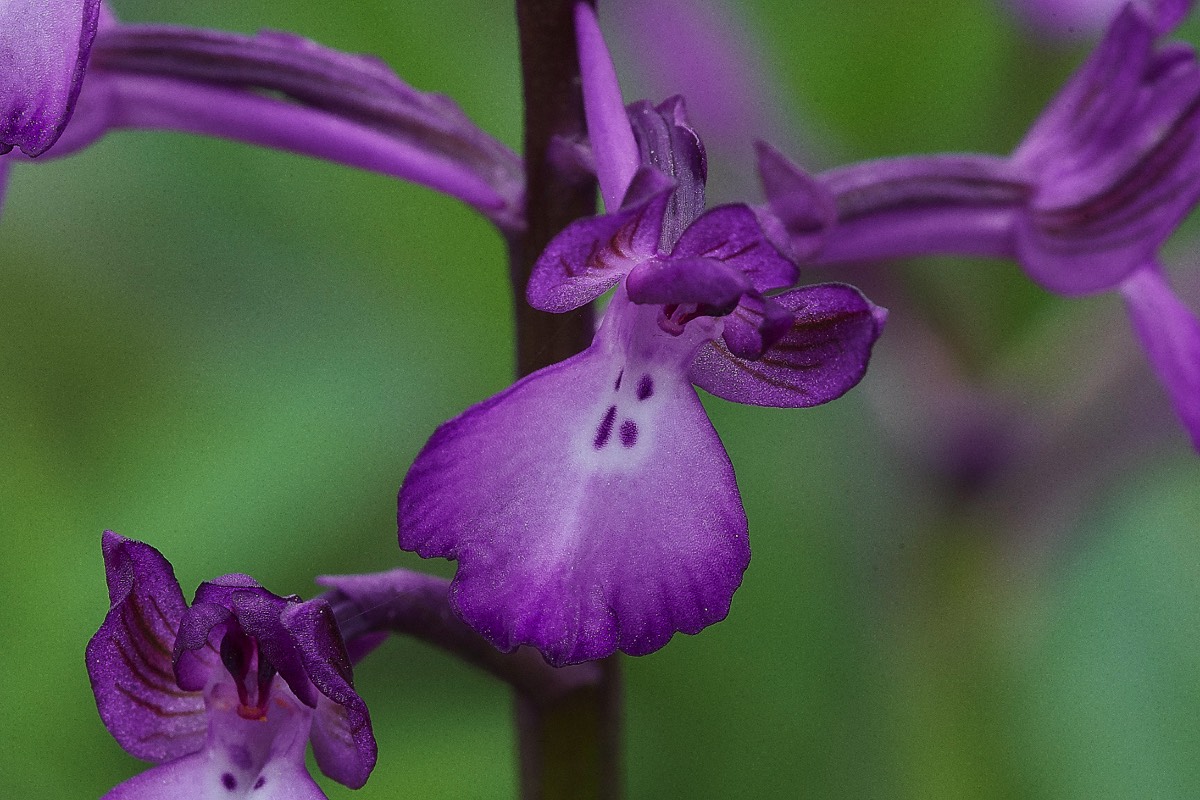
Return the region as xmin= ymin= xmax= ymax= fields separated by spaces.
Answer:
xmin=321 ymin=573 xmax=602 ymax=704
xmin=510 ymin=1 xmax=621 ymax=799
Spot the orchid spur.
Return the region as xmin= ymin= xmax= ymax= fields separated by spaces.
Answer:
xmin=397 ymin=3 xmax=885 ymax=667
xmin=86 ymin=532 xmax=376 ymax=799
xmin=759 ymin=0 xmax=1200 ymax=450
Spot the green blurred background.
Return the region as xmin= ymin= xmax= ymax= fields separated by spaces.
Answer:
xmin=3 ymin=1 xmax=1199 ymax=797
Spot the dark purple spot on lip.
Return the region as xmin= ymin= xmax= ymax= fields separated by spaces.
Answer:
xmin=593 ymin=405 xmax=617 ymax=449
xmin=221 ymin=773 xmax=238 ymax=791
xmin=620 ymin=419 xmax=638 ymax=447
xmin=636 ymin=374 xmax=654 ymax=400
xmin=253 ymin=777 xmax=266 ymax=790
xmin=614 ymin=369 xmax=624 ymax=391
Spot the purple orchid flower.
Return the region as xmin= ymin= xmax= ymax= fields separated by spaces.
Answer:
xmin=1 ymin=2 xmax=522 ymax=229
xmin=760 ymin=0 xmax=1200 ymax=450
xmin=86 ymin=532 xmax=376 ymax=799
xmin=397 ymin=3 xmax=885 ymax=667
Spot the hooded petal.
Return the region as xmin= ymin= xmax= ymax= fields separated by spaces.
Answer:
xmin=399 ymin=301 xmax=748 ymax=666
xmin=86 ymin=532 xmax=207 ymax=764
xmin=281 ymin=600 xmax=376 ymax=790
xmin=0 ymin=0 xmax=101 ymax=156
xmin=691 ymin=284 xmax=886 ymax=408
xmin=173 ymin=575 xmax=259 ymax=693
xmin=526 ymin=167 xmax=674 ymax=312
xmin=628 ymin=96 xmax=708 ymax=248
xmin=231 ymin=589 xmax=320 ymax=710
xmin=172 ymin=601 xmax=230 ymax=692
xmin=1121 ymin=263 xmax=1200 ymax=449
xmin=669 ymin=203 xmax=798 ymax=292
xmin=626 ymin=255 xmax=752 ymax=309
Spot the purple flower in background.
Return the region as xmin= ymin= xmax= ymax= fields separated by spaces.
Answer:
xmin=760 ymin=0 xmax=1200 ymax=449
xmin=397 ymin=4 xmax=884 ymax=667
xmin=0 ymin=2 xmax=522 ymax=229
xmin=86 ymin=532 xmax=375 ymax=799
xmin=1003 ymin=0 xmax=1127 ymax=38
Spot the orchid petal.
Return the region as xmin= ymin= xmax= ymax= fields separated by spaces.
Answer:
xmin=691 ymin=284 xmax=886 ymax=408
xmin=1121 ymin=263 xmax=1200 ymax=449
xmin=1015 ymin=70 xmax=1200 ymax=294
xmin=232 ymin=590 xmax=321 ymax=710
xmin=399 ymin=316 xmax=748 ymax=666
xmin=173 ymin=576 xmax=259 ymax=692
xmin=670 ymin=203 xmax=797 ymax=292
xmin=281 ymin=600 xmax=377 ymax=790
xmin=172 ymin=601 xmax=229 ymax=692
xmin=0 ymin=0 xmax=101 ymax=156
xmin=28 ymin=24 xmax=523 ymax=228
xmin=806 ymin=153 xmax=1026 ymax=265
xmin=86 ymin=532 xmax=207 ymax=764
xmin=719 ymin=293 xmax=796 ymax=360
xmin=1015 ymin=6 xmax=1158 ymax=173
xmin=1009 ymin=3 xmax=1200 ymax=293
xmin=574 ymin=1 xmax=639 ymax=209
xmin=754 ymin=140 xmax=836 ymax=261
xmin=626 ymin=256 xmax=752 ymax=309
xmin=628 ymin=96 xmax=708 ymax=247
xmin=526 ymin=173 xmax=673 ymax=312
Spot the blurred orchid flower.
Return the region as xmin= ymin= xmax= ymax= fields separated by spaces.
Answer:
xmin=1002 ymin=0 xmax=1128 ymax=38
xmin=397 ymin=3 xmax=885 ymax=667
xmin=760 ymin=0 xmax=1200 ymax=449
xmin=0 ymin=2 xmax=522 ymax=229
xmin=87 ymin=532 xmax=376 ymax=799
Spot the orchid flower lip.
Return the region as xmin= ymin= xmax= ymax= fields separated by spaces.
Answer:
xmin=404 ymin=79 xmax=887 ymax=663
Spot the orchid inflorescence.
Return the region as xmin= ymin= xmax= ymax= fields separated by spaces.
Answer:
xmin=4 ymin=0 xmax=1199 ymax=797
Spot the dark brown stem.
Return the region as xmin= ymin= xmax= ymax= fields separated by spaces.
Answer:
xmin=511 ymin=0 xmax=597 ymax=377
xmin=517 ymin=657 xmax=622 ymax=800
xmin=510 ymin=1 xmax=623 ymax=798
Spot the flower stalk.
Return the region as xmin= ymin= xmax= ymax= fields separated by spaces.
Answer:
xmin=511 ymin=1 xmax=620 ymax=798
